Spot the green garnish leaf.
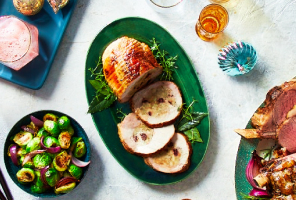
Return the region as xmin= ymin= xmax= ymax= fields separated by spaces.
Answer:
xmin=150 ymin=38 xmax=177 ymax=81
xmin=184 ymin=128 xmax=203 ymax=143
xmin=177 ymin=112 xmax=207 ymax=132
xmin=88 ymin=93 xmax=116 ymax=113
xmin=176 ymin=99 xmax=208 ymax=144
xmin=87 ymin=57 xmax=117 ymax=113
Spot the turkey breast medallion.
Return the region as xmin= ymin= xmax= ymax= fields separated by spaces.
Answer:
xmin=131 ymin=81 xmax=183 ymax=128
xmin=117 ymin=113 xmax=175 ymax=156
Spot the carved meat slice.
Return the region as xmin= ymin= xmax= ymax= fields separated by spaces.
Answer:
xmin=117 ymin=113 xmax=175 ymax=156
xmin=102 ymin=36 xmax=162 ymax=103
xmin=131 ymin=81 xmax=183 ymax=128
xmin=251 ymin=79 xmax=296 ymax=138
xmin=144 ymin=133 xmax=192 ymax=174
xmin=235 ymin=80 xmax=296 ymax=144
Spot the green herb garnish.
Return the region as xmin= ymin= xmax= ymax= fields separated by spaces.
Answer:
xmin=87 ymin=57 xmax=117 ymax=113
xmin=177 ymin=100 xmax=207 ymax=144
xmin=240 ymin=193 xmax=270 ymax=200
xmin=116 ymin=108 xmax=127 ymax=122
xmin=150 ymin=38 xmax=177 ymax=81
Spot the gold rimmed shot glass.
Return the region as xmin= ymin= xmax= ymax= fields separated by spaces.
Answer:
xmin=195 ymin=4 xmax=229 ymax=41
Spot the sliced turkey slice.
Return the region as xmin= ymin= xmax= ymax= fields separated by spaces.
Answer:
xmin=117 ymin=113 xmax=175 ymax=156
xmin=131 ymin=81 xmax=183 ymax=128
xmin=102 ymin=36 xmax=162 ymax=103
xmin=144 ymin=132 xmax=192 ymax=173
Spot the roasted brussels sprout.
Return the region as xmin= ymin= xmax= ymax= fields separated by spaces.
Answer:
xmin=73 ymin=141 xmax=86 ymax=158
xmin=36 ymin=127 xmax=49 ymax=138
xmin=13 ymin=132 xmax=33 ymax=147
xmin=26 ymin=137 xmax=41 ymax=153
xmin=53 ymin=151 xmax=71 ymax=172
xmin=45 ymin=168 xmax=60 ymax=187
xmin=16 ymin=168 xmax=35 ymax=184
xmin=17 ymin=148 xmax=27 ymax=157
xmin=44 ymin=120 xmax=60 ymax=137
xmin=43 ymin=136 xmax=59 ymax=148
xmin=58 ymin=132 xmax=71 ymax=149
xmin=31 ymin=171 xmax=47 ymax=193
xmin=68 ymin=164 xmax=82 ymax=179
xmin=58 ymin=116 xmax=70 ymax=130
xmin=43 ymin=113 xmax=58 ymax=122
xmin=67 ymin=125 xmax=75 ymax=136
xmin=54 ymin=182 xmax=76 ymax=194
xmin=33 ymin=153 xmax=52 ymax=169
xmin=20 ymin=157 xmax=34 ymax=168
xmin=69 ymin=137 xmax=83 ymax=151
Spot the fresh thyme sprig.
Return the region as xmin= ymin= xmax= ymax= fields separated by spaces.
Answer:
xmin=116 ymin=108 xmax=127 ymax=122
xmin=150 ymin=38 xmax=178 ymax=81
xmin=87 ymin=57 xmax=117 ymax=113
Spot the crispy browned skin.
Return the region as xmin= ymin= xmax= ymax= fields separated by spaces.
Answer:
xmin=255 ymin=153 xmax=296 ymax=199
xmin=102 ymin=36 xmax=162 ymax=103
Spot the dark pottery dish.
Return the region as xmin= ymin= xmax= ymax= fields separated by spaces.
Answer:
xmin=4 ymin=110 xmax=91 ymax=198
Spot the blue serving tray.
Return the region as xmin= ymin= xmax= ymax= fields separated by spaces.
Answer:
xmin=0 ymin=0 xmax=78 ymax=89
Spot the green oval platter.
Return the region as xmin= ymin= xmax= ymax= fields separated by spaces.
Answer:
xmin=85 ymin=17 xmax=210 ymax=185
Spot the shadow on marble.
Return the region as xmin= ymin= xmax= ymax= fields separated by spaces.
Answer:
xmin=43 ymin=141 xmax=104 ymax=200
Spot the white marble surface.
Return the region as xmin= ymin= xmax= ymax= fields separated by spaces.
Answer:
xmin=1 ymin=0 xmax=296 ymax=199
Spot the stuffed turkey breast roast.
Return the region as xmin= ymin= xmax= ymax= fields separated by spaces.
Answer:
xmin=102 ymin=36 xmax=163 ymax=103
xmin=117 ymin=113 xmax=175 ymax=156
xmin=131 ymin=81 xmax=183 ymax=128
xmin=144 ymin=132 xmax=192 ymax=174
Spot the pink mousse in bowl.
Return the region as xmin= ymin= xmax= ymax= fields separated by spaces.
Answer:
xmin=0 ymin=16 xmax=39 ymax=71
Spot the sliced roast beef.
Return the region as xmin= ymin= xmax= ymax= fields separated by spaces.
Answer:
xmin=235 ymin=80 xmax=296 ymax=144
xmin=102 ymin=36 xmax=163 ymax=103
xmin=131 ymin=81 xmax=183 ymax=128
xmin=277 ymin=116 xmax=296 ymax=153
xmin=144 ymin=132 xmax=192 ymax=173
xmin=251 ymin=79 xmax=296 ymax=138
xmin=117 ymin=113 xmax=175 ymax=156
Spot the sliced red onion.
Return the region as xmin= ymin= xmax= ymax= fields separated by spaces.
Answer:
xmin=40 ymin=136 xmax=61 ymax=154
xmin=246 ymin=151 xmax=265 ymax=190
xmin=9 ymin=144 xmax=19 ymax=166
xmin=40 ymin=166 xmax=50 ymax=187
xmin=55 ymin=177 xmax=78 ymax=188
xmin=249 ymin=188 xmax=270 ymax=197
xmin=70 ymin=152 xmax=90 ymax=167
xmin=30 ymin=115 xmax=44 ymax=127
xmin=22 ymin=149 xmax=46 ymax=166
xmin=21 ymin=126 xmax=35 ymax=134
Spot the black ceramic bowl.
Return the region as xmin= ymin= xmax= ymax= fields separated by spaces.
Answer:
xmin=4 ymin=110 xmax=91 ymax=198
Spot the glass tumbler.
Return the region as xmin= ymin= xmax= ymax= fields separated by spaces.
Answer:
xmin=0 ymin=16 xmax=39 ymax=71
xmin=145 ymin=0 xmax=185 ymax=13
xmin=195 ymin=4 xmax=229 ymax=41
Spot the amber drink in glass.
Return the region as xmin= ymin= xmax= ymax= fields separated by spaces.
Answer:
xmin=195 ymin=4 xmax=229 ymax=41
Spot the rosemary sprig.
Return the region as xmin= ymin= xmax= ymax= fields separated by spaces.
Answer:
xmin=150 ymin=38 xmax=177 ymax=81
